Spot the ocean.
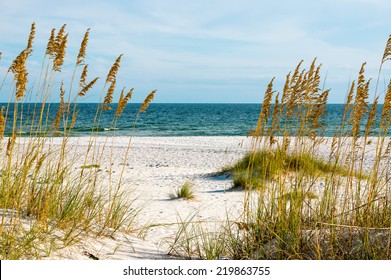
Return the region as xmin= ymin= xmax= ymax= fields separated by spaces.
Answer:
xmin=0 ymin=103 xmax=384 ymax=137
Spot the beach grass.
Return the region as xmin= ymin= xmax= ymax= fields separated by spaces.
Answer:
xmin=224 ymin=148 xmax=367 ymax=190
xmin=168 ymin=35 xmax=391 ymax=260
xmin=170 ymin=181 xmax=195 ymax=200
xmin=0 ymin=24 xmax=155 ymax=259
xmin=3 ymin=24 xmax=391 ymax=261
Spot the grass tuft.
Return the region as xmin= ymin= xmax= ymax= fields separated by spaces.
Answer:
xmin=225 ymin=149 xmax=364 ymax=190
xmin=170 ymin=181 xmax=195 ymax=200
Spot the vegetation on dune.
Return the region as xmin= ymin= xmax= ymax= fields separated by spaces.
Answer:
xmin=0 ymin=23 xmax=156 ymax=259
xmin=3 ymin=23 xmax=391 ymax=261
xmin=223 ymin=148 xmax=367 ymax=190
xmin=169 ymin=34 xmax=391 ymax=260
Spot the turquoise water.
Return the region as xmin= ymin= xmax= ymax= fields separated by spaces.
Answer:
xmin=0 ymin=103 xmax=383 ymax=137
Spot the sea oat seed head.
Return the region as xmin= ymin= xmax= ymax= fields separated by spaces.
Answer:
xmin=106 ymin=54 xmax=123 ymax=83
xmin=76 ymin=28 xmax=90 ymax=66
xmin=46 ymin=28 xmax=56 ymax=57
xmin=69 ymin=110 xmax=80 ymax=130
xmin=115 ymin=89 xmax=125 ymax=117
xmin=79 ymin=64 xmax=88 ymax=87
xmin=380 ymin=79 xmax=391 ymax=127
xmin=78 ymin=77 xmax=98 ymax=97
xmin=102 ymin=79 xmax=116 ymax=110
xmin=55 ymin=24 xmax=67 ymax=47
xmin=125 ymin=87 xmax=133 ymax=101
xmin=349 ymin=63 xmax=370 ymax=139
xmin=54 ymin=82 xmax=65 ymax=128
xmin=139 ymin=89 xmax=157 ymax=113
xmin=6 ymin=132 xmax=16 ymax=157
xmin=115 ymin=87 xmax=133 ymax=117
xmin=26 ymin=22 xmax=36 ymax=55
xmin=382 ymin=34 xmax=391 ymax=64
xmin=53 ymin=33 xmax=68 ymax=72
xmin=254 ymin=78 xmax=275 ymax=137
xmin=9 ymin=50 xmax=28 ymax=100
xmin=0 ymin=106 xmax=5 ymax=139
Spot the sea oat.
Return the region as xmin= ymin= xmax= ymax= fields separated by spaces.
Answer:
xmin=0 ymin=106 xmax=5 ymax=139
xmin=46 ymin=28 xmax=56 ymax=57
xmin=345 ymin=81 xmax=355 ymax=109
xmin=339 ymin=80 xmax=356 ymax=135
xmin=102 ymin=79 xmax=116 ymax=110
xmin=254 ymin=78 xmax=274 ymax=137
xmin=8 ymin=23 xmax=36 ymax=100
xmin=53 ymin=33 xmax=68 ymax=72
xmin=106 ymin=54 xmax=123 ymax=83
xmin=6 ymin=132 xmax=15 ymax=157
xmin=9 ymin=50 xmax=28 ymax=100
xmin=382 ymin=34 xmax=391 ymax=64
xmin=281 ymin=72 xmax=291 ymax=106
xmin=364 ymin=98 xmax=378 ymax=138
xmin=311 ymin=63 xmax=322 ymax=95
xmin=69 ymin=110 xmax=80 ymax=130
xmin=79 ymin=64 xmax=88 ymax=88
xmin=55 ymin=24 xmax=67 ymax=49
xmin=349 ymin=63 xmax=370 ymax=138
xmin=304 ymin=58 xmax=319 ymax=97
xmin=330 ymin=131 xmax=339 ymax=158
xmin=291 ymin=60 xmax=304 ymax=85
xmin=384 ymin=140 xmax=391 ymax=158
xmin=268 ymin=93 xmax=281 ymax=146
xmin=115 ymin=88 xmax=134 ymax=117
xmin=309 ymin=89 xmax=330 ymax=139
xmin=26 ymin=22 xmax=35 ymax=55
xmin=78 ymin=77 xmax=98 ymax=97
xmin=380 ymin=79 xmax=391 ymax=129
xmin=125 ymin=87 xmax=133 ymax=101
xmin=115 ymin=89 xmax=125 ymax=117
xmin=76 ymin=28 xmax=90 ymax=66
xmin=282 ymin=132 xmax=291 ymax=153
xmin=54 ymin=82 xmax=65 ymax=128
xmin=139 ymin=89 xmax=157 ymax=113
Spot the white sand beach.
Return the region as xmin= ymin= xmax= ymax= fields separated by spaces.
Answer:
xmin=3 ymin=135 xmax=389 ymax=259
xmin=41 ymin=136 xmax=254 ymax=259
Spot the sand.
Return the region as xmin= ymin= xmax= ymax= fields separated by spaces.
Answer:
xmin=40 ymin=136 xmax=254 ymax=259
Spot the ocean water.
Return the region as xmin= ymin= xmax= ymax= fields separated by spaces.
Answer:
xmin=0 ymin=103 xmax=385 ymax=137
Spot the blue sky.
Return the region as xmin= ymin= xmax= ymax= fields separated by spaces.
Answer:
xmin=1 ymin=0 xmax=391 ymax=103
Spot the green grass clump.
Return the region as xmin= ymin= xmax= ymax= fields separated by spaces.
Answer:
xmin=170 ymin=181 xmax=195 ymax=200
xmin=227 ymin=149 xmax=356 ymax=190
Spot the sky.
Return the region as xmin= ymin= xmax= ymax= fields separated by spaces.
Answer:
xmin=1 ymin=0 xmax=391 ymax=103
